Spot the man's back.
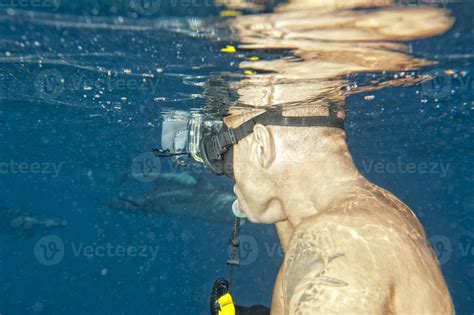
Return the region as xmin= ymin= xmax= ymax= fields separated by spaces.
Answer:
xmin=272 ymin=182 xmax=453 ymax=314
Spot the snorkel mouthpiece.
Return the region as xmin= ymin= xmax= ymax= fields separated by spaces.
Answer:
xmin=232 ymin=200 xmax=247 ymax=218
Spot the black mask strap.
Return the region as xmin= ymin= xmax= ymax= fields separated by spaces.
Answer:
xmin=208 ymin=109 xmax=344 ymax=160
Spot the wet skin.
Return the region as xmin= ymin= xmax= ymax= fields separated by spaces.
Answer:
xmin=221 ymin=0 xmax=455 ymax=313
xmin=270 ymin=181 xmax=453 ymax=314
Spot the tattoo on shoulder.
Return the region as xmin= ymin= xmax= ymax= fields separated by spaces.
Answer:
xmin=283 ymin=232 xmax=348 ymax=314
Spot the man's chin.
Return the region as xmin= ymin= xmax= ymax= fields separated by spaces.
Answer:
xmin=234 ymin=194 xmax=281 ymax=224
xmin=245 ymin=212 xmax=280 ymax=224
xmin=245 ymin=215 xmax=258 ymax=223
xmin=240 ymin=209 xmax=261 ymax=224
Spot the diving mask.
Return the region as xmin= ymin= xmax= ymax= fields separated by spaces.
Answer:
xmin=154 ymin=111 xmax=232 ymax=174
xmin=155 ymin=109 xmax=345 ymax=180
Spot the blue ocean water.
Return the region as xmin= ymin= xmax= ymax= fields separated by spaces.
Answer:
xmin=0 ymin=0 xmax=473 ymax=314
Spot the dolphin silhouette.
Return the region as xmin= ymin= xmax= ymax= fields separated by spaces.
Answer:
xmin=101 ymin=172 xmax=236 ymax=224
xmin=0 ymin=202 xmax=67 ymax=239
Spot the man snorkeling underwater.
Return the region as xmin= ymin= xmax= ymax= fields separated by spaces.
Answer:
xmin=226 ymin=107 xmax=453 ymax=314
xmin=156 ymin=1 xmax=454 ymax=313
xmin=158 ymin=104 xmax=453 ymax=314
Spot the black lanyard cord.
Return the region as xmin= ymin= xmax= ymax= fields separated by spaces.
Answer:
xmin=227 ymin=216 xmax=241 ymax=290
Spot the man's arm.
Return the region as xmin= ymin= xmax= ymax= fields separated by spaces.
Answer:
xmin=282 ymin=217 xmax=394 ymax=315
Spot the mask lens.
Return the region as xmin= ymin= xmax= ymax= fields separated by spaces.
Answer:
xmin=159 ymin=111 xmax=192 ymax=164
xmin=159 ymin=111 xmax=234 ymax=178
xmin=161 ymin=112 xmax=189 ymax=153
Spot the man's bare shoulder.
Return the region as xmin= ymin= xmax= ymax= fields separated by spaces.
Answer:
xmin=321 ymin=184 xmax=427 ymax=242
xmin=285 ymin=207 xmax=407 ymax=277
xmin=280 ymin=189 xmax=446 ymax=314
xmin=281 ymin=214 xmax=397 ymax=314
xmin=286 ymin=188 xmax=429 ymax=275
xmin=282 ymin=194 xmax=428 ymax=314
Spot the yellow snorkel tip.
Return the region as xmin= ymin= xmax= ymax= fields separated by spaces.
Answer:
xmin=217 ymin=292 xmax=236 ymax=315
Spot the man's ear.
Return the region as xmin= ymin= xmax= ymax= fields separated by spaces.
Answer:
xmin=252 ymin=124 xmax=275 ymax=169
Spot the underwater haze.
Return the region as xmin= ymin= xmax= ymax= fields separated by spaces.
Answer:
xmin=0 ymin=0 xmax=473 ymax=314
